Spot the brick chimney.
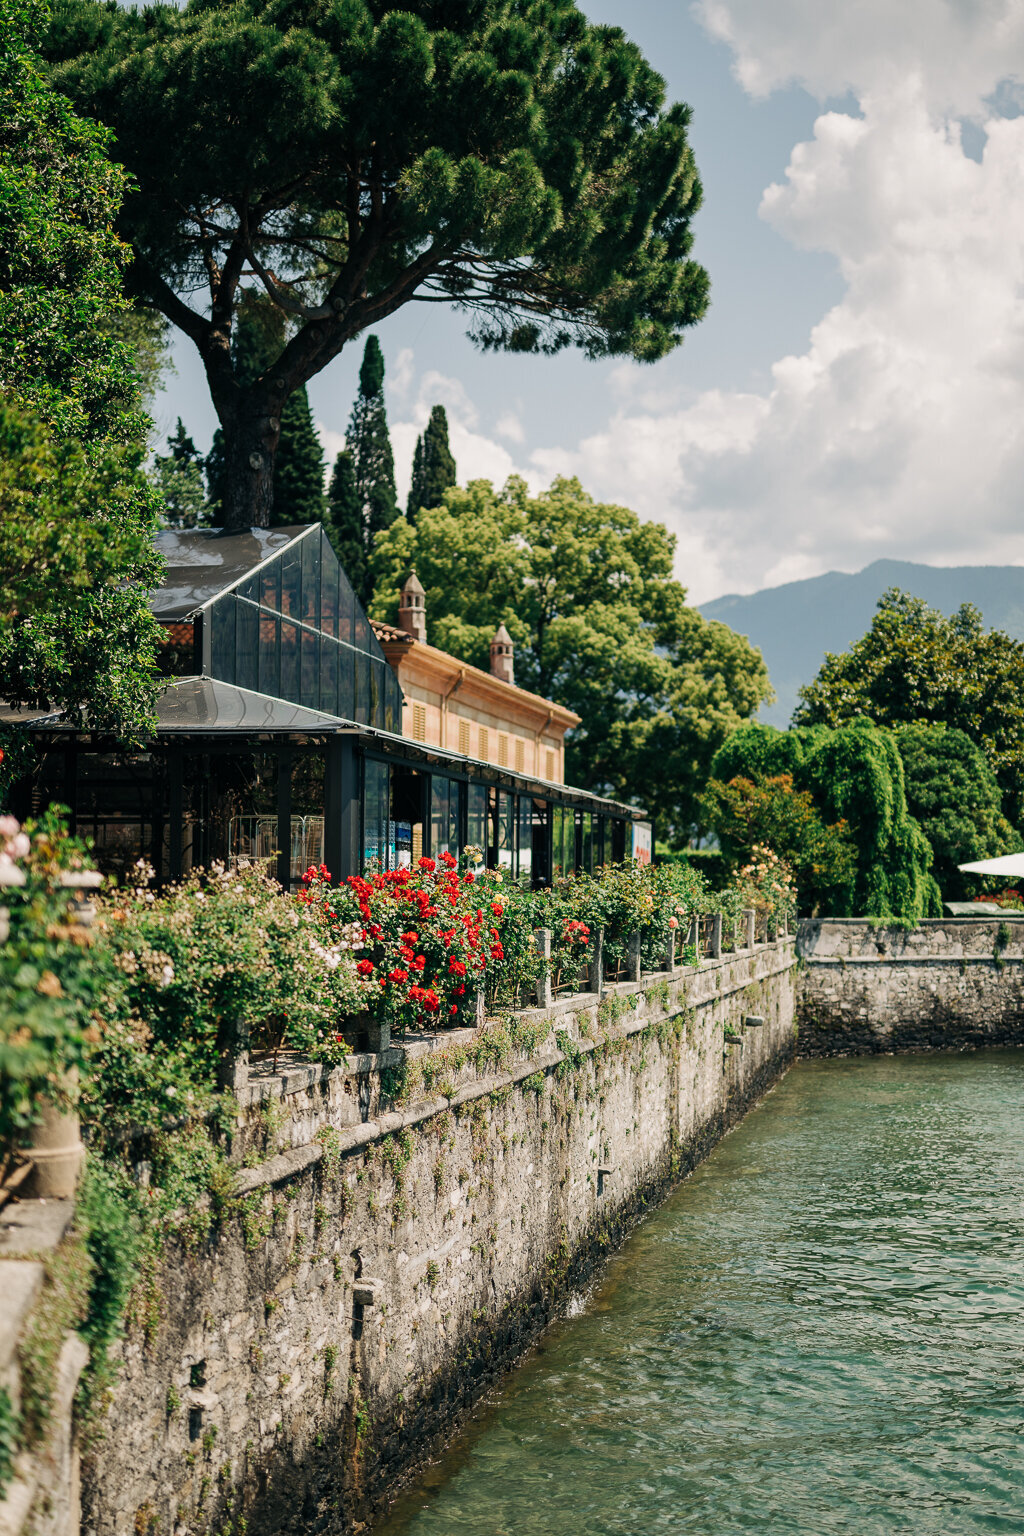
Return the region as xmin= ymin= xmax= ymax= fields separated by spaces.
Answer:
xmin=397 ymin=569 xmax=426 ymax=643
xmin=490 ymin=622 xmax=514 ymax=685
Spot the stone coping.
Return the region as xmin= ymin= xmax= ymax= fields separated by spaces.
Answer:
xmin=237 ymin=937 xmax=794 ymax=1109
xmin=799 ymin=915 xmax=1024 ymax=928
xmin=805 ymin=954 xmax=1024 ymax=967
xmin=232 ymin=938 xmax=796 ymax=1196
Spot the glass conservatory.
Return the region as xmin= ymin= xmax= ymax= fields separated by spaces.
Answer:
xmin=11 ymin=525 xmax=642 ymax=888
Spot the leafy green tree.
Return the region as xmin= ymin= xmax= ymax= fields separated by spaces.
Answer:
xmin=0 ymin=0 xmax=160 ymax=788
xmin=106 ymin=303 xmax=171 ymax=414
xmin=45 ymin=0 xmax=708 ymax=530
xmin=709 ymin=720 xmax=939 ymax=921
xmin=895 ymin=723 xmax=1021 ymax=900
xmin=370 ymin=475 xmax=771 ymax=841
xmin=407 ymin=404 xmax=456 ymax=521
xmin=325 ymin=450 xmax=366 ymax=601
xmin=796 ymin=588 xmax=1024 ymax=822
xmin=702 ymin=771 xmax=856 ymax=915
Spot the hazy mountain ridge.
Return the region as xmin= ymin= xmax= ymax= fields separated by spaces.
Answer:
xmin=699 ymin=559 xmax=1024 ymax=728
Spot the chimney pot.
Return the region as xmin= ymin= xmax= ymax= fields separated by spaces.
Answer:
xmin=490 ymin=622 xmax=514 ymax=685
xmin=398 ymin=569 xmax=427 ymax=643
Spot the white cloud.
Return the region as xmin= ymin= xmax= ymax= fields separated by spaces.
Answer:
xmin=324 ymin=6 xmax=1024 ymax=604
xmin=494 ymin=410 xmax=525 ymax=444
xmin=694 ymin=0 xmax=1024 ymax=111
xmin=515 ymin=9 xmax=1024 ymax=603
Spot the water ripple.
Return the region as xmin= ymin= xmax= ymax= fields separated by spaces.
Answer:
xmin=375 ymin=1053 xmax=1024 ymax=1536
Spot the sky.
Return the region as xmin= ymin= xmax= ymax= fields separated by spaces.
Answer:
xmin=156 ymin=0 xmax=1024 ymax=604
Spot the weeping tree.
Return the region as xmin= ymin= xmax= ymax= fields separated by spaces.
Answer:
xmin=708 ymin=721 xmax=940 ymax=922
xmin=44 ymin=0 xmax=709 ymax=531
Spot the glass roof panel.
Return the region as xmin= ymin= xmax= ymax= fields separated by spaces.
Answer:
xmin=150 ymin=526 xmax=312 ymax=619
xmin=156 ymin=677 xmax=351 ymax=733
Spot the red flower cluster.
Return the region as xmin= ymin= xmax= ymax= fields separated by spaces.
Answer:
xmin=564 ymin=918 xmax=591 ymax=948
xmin=299 ymin=857 xmax=512 ymax=1033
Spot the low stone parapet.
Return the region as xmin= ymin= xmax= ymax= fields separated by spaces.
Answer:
xmin=797 ymin=917 xmax=1024 ymax=1055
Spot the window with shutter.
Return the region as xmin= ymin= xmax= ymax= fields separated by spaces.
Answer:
xmin=479 ymin=727 xmax=489 ymax=761
xmin=458 ymin=718 xmax=470 ymax=755
xmin=412 ymin=703 xmax=426 ymax=742
xmin=498 ymin=734 xmax=508 ymax=767
xmin=514 ymin=737 xmax=525 ymax=772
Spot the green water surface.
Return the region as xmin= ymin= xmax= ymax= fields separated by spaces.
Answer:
xmin=376 ymin=1053 xmax=1024 ymax=1536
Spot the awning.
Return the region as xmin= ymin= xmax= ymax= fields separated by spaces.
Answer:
xmin=957 ymin=854 xmax=1024 ymax=877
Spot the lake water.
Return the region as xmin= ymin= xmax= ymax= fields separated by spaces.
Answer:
xmin=375 ymin=1052 xmax=1024 ymax=1536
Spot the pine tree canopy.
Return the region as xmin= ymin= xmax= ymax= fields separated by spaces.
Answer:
xmin=43 ymin=0 xmax=709 ymax=529
xmin=347 ymin=335 xmax=397 ymax=544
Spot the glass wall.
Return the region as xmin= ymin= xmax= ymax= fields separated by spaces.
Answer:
xmin=552 ymin=803 xmax=575 ymax=879
xmin=74 ymin=752 xmax=169 ymax=882
xmin=466 ymin=782 xmax=487 ymax=861
xmin=391 ymin=767 xmax=425 ymax=869
xmin=430 ymin=774 xmax=462 ymax=860
xmin=290 ymin=751 xmax=326 ymax=883
xmin=489 ymin=788 xmax=514 ymax=872
xmin=516 ymin=796 xmax=533 ymax=886
xmin=593 ymin=815 xmax=607 ymax=870
xmin=577 ymin=810 xmax=593 ymax=875
xmin=206 ymin=527 xmax=402 ymax=732
xmin=363 ymin=757 xmax=393 ymax=869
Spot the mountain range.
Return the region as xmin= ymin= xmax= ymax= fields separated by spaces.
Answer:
xmin=699 ymin=560 xmax=1024 ymax=728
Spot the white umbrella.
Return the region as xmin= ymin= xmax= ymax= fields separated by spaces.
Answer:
xmin=957 ymin=854 xmax=1024 ymax=876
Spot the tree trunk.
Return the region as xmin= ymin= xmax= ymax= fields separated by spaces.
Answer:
xmin=221 ymin=391 xmax=282 ymax=531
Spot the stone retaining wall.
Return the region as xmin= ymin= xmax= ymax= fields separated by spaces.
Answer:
xmin=82 ymin=939 xmax=796 ymax=1536
xmin=797 ymin=917 xmax=1024 ymax=1055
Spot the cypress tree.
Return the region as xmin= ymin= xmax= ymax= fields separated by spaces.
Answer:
xmin=407 ymin=433 xmax=425 ymax=521
xmin=420 ymin=405 xmax=457 ymax=518
xmin=326 ymin=450 xmax=367 ymax=601
xmin=271 ymin=385 xmax=324 ymax=526
xmin=348 ymin=335 xmax=397 ymax=544
xmin=407 ymin=405 xmax=457 ymax=522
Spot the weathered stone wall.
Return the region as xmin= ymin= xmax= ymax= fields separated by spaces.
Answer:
xmin=797 ymin=917 xmax=1024 ymax=1055
xmin=83 ymin=940 xmax=796 ymax=1536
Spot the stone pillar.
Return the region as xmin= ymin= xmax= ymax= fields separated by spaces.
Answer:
xmin=744 ymin=908 xmax=756 ymax=949
xmin=627 ymin=930 xmax=642 ymax=982
xmin=710 ymin=913 xmax=722 ymax=960
xmin=587 ymin=928 xmax=604 ymax=996
xmin=217 ymin=1017 xmax=251 ymax=1094
xmin=24 ymin=1091 xmax=85 ymax=1200
xmin=534 ymin=929 xmax=553 ymax=1008
xmin=366 ymin=1017 xmax=391 ymax=1054
xmin=663 ymin=928 xmax=676 ymax=972
xmin=686 ymin=915 xmax=698 ymax=956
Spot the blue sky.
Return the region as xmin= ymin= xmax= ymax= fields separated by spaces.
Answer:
xmin=156 ymin=1 xmax=1024 ymax=602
